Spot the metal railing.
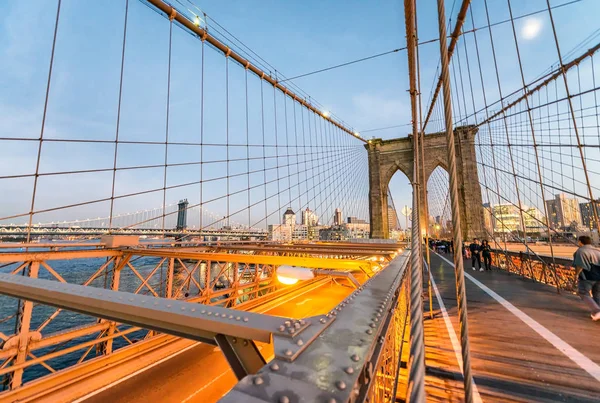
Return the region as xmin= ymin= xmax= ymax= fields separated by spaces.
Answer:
xmin=490 ymin=249 xmax=576 ymax=292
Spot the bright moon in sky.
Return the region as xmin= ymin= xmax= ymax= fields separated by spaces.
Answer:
xmin=522 ymin=18 xmax=542 ymax=39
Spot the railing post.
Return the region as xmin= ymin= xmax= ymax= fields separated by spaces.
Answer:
xmin=102 ymin=257 xmax=122 ymax=355
xmin=10 ymin=261 xmax=39 ymax=389
xmin=166 ymin=258 xmax=175 ymax=298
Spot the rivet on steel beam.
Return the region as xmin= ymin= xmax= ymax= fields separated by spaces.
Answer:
xmin=270 ymin=363 xmax=280 ymax=371
xmin=284 ymin=320 xmax=291 ymax=327
xmin=229 ymin=315 xmax=233 ymax=319
xmin=327 ymin=399 xmax=337 ymax=403
xmin=284 ymin=349 xmax=293 ymax=356
xmin=336 ymin=380 xmax=347 ymax=390
xmin=294 ymin=322 xmax=301 ymax=329
xmin=236 ymin=316 xmax=241 ymax=321
xmin=366 ymin=329 xmax=373 ymax=335
xmin=320 ymin=318 xmax=326 ymax=324
xmin=253 ymin=376 xmax=264 ymax=385
xmin=373 ymin=317 xmax=379 ymax=322
xmin=243 ymin=317 xmax=249 ymax=322
xmin=208 ymin=312 xmax=213 ymax=316
xmin=166 ymin=304 xmax=172 ymax=308
xmin=288 ymin=328 xmax=295 ymax=335
xmin=201 ymin=310 xmax=206 ymax=314
xmin=191 ymin=308 xmax=196 ymax=312
xmin=351 ymin=354 xmax=360 ymax=362
xmin=232 ymin=338 xmax=237 ymax=344
xmin=180 ymin=307 xmax=186 ymax=311
xmin=243 ymin=340 xmax=248 ymax=346
xmin=279 ymin=396 xmax=290 ymax=403
xmin=345 ymin=367 xmax=354 ymax=374
xmin=296 ymin=339 xmax=304 ymax=346
xmin=299 ymin=319 xmax=306 ymax=325
xmin=279 ymin=325 xmax=286 ymax=332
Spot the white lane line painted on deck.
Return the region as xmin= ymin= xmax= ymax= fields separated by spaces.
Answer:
xmin=72 ymin=342 xmax=200 ymax=402
xmin=426 ymin=261 xmax=483 ymax=403
xmin=181 ymin=370 xmax=230 ymax=403
xmin=435 ymin=253 xmax=600 ymax=383
xmin=296 ymin=298 xmax=312 ymax=306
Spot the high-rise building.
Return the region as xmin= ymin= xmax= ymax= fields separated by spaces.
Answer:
xmin=302 ymin=208 xmax=319 ymax=226
xmin=491 ymin=204 xmax=521 ymax=233
xmin=387 ymin=206 xmax=399 ymax=231
xmin=545 ymin=193 xmax=581 ymax=230
xmin=347 ymin=216 xmax=367 ymax=224
xmin=334 ymin=208 xmax=342 ymax=226
xmin=580 ymin=200 xmax=600 ymax=230
xmin=176 ymin=199 xmax=189 ymax=230
xmin=283 ymin=207 xmax=296 ymax=227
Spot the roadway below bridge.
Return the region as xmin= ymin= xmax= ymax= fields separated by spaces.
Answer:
xmin=75 ymin=280 xmax=352 ymax=403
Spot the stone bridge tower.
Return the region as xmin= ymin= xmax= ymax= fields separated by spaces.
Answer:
xmin=366 ymin=125 xmax=485 ymax=240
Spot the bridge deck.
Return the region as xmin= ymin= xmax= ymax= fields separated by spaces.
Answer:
xmin=422 ymin=252 xmax=600 ymax=402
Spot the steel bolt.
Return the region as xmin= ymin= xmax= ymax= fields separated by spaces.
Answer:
xmin=208 ymin=312 xmax=213 ymax=316
xmin=345 ymin=367 xmax=354 ymax=374
xmin=201 ymin=310 xmax=206 ymax=314
xmin=243 ymin=317 xmax=249 ymax=322
xmin=369 ymin=323 xmax=376 ymax=328
xmin=296 ymin=339 xmax=304 ymax=346
xmin=366 ymin=329 xmax=373 ymax=335
xmin=285 ymin=320 xmax=291 ymax=327
xmin=253 ymin=376 xmax=264 ymax=385
xmin=236 ymin=316 xmax=241 ymax=321
xmin=279 ymin=396 xmax=290 ymax=403
xmin=351 ymin=354 xmax=360 ymax=362
xmin=284 ymin=349 xmax=293 ymax=356
xmin=294 ymin=322 xmax=301 ymax=329
xmin=232 ymin=338 xmax=237 ymax=344
xmin=279 ymin=325 xmax=286 ymax=332
xmin=243 ymin=340 xmax=248 ymax=346
xmin=270 ymin=363 xmax=280 ymax=371
xmin=319 ymin=318 xmax=326 ymax=324
xmin=166 ymin=304 xmax=172 ymax=308
xmin=288 ymin=328 xmax=295 ymax=335
xmin=180 ymin=307 xmax=186 ymax=311
xmin=336 ymin=380 xmax=347 ymax=390
xmin=191 ymin=308 xmax=196 ymax=312
xmin=229 ymin=315 xmax=234 ymax=319
xmin=299 ymin=319 xmax=306 ymax=325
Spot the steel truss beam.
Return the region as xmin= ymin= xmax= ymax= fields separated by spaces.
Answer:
xmin=220 ymin=252 xmax=409 ymax=403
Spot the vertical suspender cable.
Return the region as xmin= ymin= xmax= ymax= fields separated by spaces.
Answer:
xmin=26 ymin=0 xmax=62 ymax=243
xmin=200 ymin=38 xmax=205 ymax=230
xmin=414 ymin=0 xmax=434 ymax=319
xmin=404 ymin=0 xmax=426 ymax=401
xmin=109 ymin=0 xmax=129 ymax=232
xmin=162 ymin=15 xmax=174 ymax=232
xmin=435 ymin=0 xmax=475 ymax=401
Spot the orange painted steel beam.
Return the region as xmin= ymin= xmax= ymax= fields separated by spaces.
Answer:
xmin=127 ymin=249 xmax=377 ymax=274
xmin=0 ymin=249 xmax=122 ymax=263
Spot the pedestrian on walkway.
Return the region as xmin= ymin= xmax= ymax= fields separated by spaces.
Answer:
xmin=481 ymin=240 xmax=492 ymax=271
xmin=469 ymin=238 xmax=483 ymax=272
xmin=572 ymin=235 xmax=600 ymax=321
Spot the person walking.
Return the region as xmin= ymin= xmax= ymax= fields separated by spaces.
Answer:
xmin=469 ymin=238 xmax=482 ymax=272
xmin=572 ymin=235 xmax=600 ymax=321
xmin=481 ymin=240 xmax=492 ymax=271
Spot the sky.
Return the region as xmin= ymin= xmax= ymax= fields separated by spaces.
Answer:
xmin=1 ymin=0 xmax=600 ymax=229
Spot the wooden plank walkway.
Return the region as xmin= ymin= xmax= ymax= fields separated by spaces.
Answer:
xmin=421 ymin=252 xmax=600 ymax=402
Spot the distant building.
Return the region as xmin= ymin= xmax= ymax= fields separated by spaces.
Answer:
xmin=268 ymin=224 xmax=292 ymax=241
xmin=319 ymin=223 xmax=370 ymax=241
xmin=387 ymin=206 xmax=399 ymax=231
xmin=492 ymin=204 xmax=521 ymax=234
xmin=302 ymin=208 xmax=319 ymax=226
xmin=580 ymin=200 xmax=600 ymax=231
xmin=283 ymin=207 xmax=296 ymax=226
xmin=176 ymin=199 xmax=189 ymax=230
xmin=334 ymin=208 xmax=342 ymax=226
xmin=545 ymin=193 xmax=581 ymax=230
xmin=347 ymin=216 xmax=367 ymax=224
xmin=482 ymin=203 xmax=493 ymax=237
xmin=523 ymin=207 xmax=545 ymax=234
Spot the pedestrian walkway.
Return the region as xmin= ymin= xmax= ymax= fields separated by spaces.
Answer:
xmin=422 ymin=252 xmax=600 ymax=402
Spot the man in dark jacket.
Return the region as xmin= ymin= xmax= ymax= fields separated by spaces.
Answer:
xmin=573 ymin=235 xmax=600 ymax=321
xmin=469 ymin=238 xmax=482 ymax=272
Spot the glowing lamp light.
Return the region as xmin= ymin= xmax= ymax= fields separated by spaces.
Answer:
xmin=193 ymin=15 xmax=201 ymax=27
xmin=276 ymin=265 xmax=314 ymax=285
xmin=321 ymin=110 xmax=330 ymax=118
xmin=354 ymin=131 xmax=360 ymax=137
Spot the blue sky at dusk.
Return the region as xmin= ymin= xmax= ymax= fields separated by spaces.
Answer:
xmin=1 ymin=0 xmax=600 ymax=229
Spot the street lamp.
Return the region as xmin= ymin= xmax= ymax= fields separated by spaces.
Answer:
xmin=276 ymin=265 xmax=315 ymax=285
